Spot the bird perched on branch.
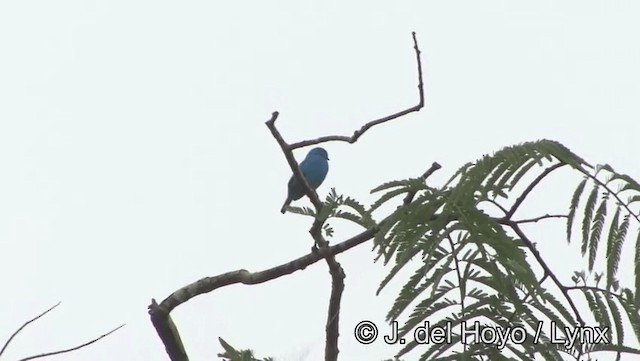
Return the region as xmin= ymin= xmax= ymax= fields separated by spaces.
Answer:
xmin=281 ymin=147 xmax=329 ymax=214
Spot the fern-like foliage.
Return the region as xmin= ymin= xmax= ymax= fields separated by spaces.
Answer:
xmin=370 ymin=139 xmax=640 ymax=360
xmin=566 ymin=164 xmax=640 ymax=297
xmin=217 ymin=337 xmax=275 ymax=361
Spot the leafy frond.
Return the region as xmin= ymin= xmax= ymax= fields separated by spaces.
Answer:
xmin=538 ymin=291 xmax=578 ymax=327
xmin=605 ymin=208 xmax=623 ymax=289
xmin=581 ymin=183 xmax=599 ymax=256
xmin=218 ymin=337 xmax=274 ymax=361
xmin=605 ymin=292 xmax=624 ymax=351
xmin=342 ymin=196 xmax=376 ymax=227
xmin=582 ymin=289 xmax=605 ymax=326
xmin=592 ymin=290 xmax=612 ymax=337
xmin=636 ymin=231 xmax=640 ymax=307
xmin=367 ymin=139 xmax=640 ymax=360
xmin=369 ymin=186 xmax=414 ymax=213
xmin=588 ymin=195 xmax=608 ymax=271
xmin=370 ymin=179 xmax=417 ymax=193
xmin=567 ymin=177 xmax=588 ymax=243
xmin=620 ymin=289 xmax=640 ymax=344
xmin=286 ymin=205 xmax=315 ymax=217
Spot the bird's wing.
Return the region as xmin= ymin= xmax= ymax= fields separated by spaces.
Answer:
xmin=298 ymin=159 xmax=311 ymax=177
xmin=287 ymin=164 xmax=309 ymax=185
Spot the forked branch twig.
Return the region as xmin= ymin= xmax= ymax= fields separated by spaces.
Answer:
xmin=1 ymin=302 xmax=123 ymax=361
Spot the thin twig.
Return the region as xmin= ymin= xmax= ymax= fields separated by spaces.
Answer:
xmin=17 ymin=324 xmax=125 ymax=361
xmin=288 ymin=31 xmax=425 ymax=149
xmin=512 ymin=213 xmax=567 ymax=224
xmin=0 ymin=302 xmax=61 ymax=357
xmin=483 ymin=198 xmax=509 ymax=215
xmin=323 ymin=258 xmax=345 ymax=361
xmin=508 ymin=220 xmax=586 ymax=327
xmin=446 ymin=235 xmax=467 ymax=352
xmin=402 ymin=162 xmax=441 ymax=205
xmin=505 ymin=163 xmax=566 ymax=219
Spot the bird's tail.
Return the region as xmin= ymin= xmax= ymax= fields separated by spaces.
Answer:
xmin=280 ymin=198 xmax=292 ymax=214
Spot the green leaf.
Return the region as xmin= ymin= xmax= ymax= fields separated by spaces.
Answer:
xmin=581 ymin=183 xmax=599 ymax=256
xmin=588 ymin=196 xmax=608 ymax=271
xmin=567 ymin=178 xmax=588 ymax=244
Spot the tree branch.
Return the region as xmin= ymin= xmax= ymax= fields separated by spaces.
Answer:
xmin=17 ymin=324 xmax=125 ymax=361
xmin=402 ymin=162 xmax=442 ymax=205
xmin=512 ymin=213 xmax=567 ymax=224
xmin=324 ymin=258 xmax=345 ymax=361
xmin=2 ymin=302 xmax=123 ymax=361
xmin=288 ymin=32 xmax=425 ymax=150
xmin=148 ymin=227 xmax=377 ymax=361
xmin=505 ymin=162 xmax=566 ymax=219
xmin=482 ymin=198 xmax=509 ymax=215
xmin=0 ymin=302 xmax=61 ymax=357
xmin=507 ymin=220 xmax=586 ymax=327
xmin=147 ymin=163 xmax=441 ymax=360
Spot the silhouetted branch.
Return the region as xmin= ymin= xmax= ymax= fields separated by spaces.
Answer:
xmin=0 ymin=302 xmax=61 ymax=357
xmin=513 ymin=213 xmax=567 ymax=224
xmin=1 ymin=302 xmax=123 ymax=361
xmin=149 ymin=227 xmax=377 ymax=361
xmin=17 ymin=324 xmax=125 ymax=361
xmin=507 ymin=220 xmax=586 ymax=327
xmin=288 ymin=32 xmax=425 ymax=149
xmin=324 ymin=257 xmax=345 ymax=361
xmin=505 ymin=163 xmax=566 ymax=218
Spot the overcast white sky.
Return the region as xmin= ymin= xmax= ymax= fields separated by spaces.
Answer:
xmin=1 ymin=1 xmax=639 ymax=360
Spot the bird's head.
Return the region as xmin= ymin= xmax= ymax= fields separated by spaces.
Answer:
xmin=308 ymin=147 xmax=329 ymax=160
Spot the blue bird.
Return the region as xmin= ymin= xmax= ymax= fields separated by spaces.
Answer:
xmin=281 ymin=147 xmax=330 ymax=214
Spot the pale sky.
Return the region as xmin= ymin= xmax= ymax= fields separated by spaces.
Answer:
xmin=1 ymin=1 xmax=639 ymax=360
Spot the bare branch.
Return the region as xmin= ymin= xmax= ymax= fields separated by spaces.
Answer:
xmin=149 ymin=227 xmax=377 ymax=361
xmin=507 ymin=220 xmax=586 ymax=327
xmin=289 ymin=32 xmax=425 ymax=149
xmin=17 ymin=324 xmax=125 ymax=361
xmin=324 ymin=259 xmax=345 ymax=361
xmin=505 ymin=162 xmax=566 ymax=219
xmin=512 ymin=213 xmax=567 ymax=224
xmin=306 ymin=200 xmax=346 ymax=361
xmin=482 ymin=198 xmax=509 ymax=215
xmin=0 ymin=302 xmax=61 ymax=357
